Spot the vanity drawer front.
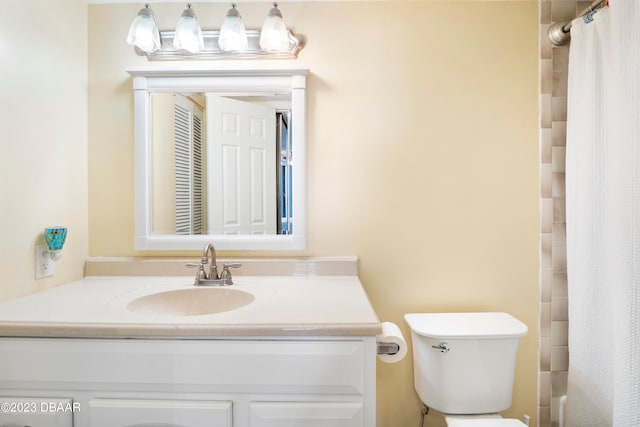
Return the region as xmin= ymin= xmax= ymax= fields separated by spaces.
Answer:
xmin=229 ymin=340 xmax=366 ymax=395
xmin=249 ymin=402 xmax=363 ymax=427
xmin=0 ymin=338 xmax=366 ymax=395
xmin=88 ymin=399 xmax=232 ymax=427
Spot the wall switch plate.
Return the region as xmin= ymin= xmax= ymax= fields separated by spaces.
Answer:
xmin=35 ymin=244 xmax=54 ymax=279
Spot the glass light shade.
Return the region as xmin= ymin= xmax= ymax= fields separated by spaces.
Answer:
xmin=218 ymin=3 xmax=248 ymax=52
xmin=173 ymin=4 xmax=204 ymax=54
xmin=126 ymin=4 xmax=161 ymax=54
xmin=259 ymin=3 xmax=290 ymax=52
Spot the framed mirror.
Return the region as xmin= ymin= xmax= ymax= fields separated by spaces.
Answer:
xmin=127 ymin=64 xmax=309 ymax=250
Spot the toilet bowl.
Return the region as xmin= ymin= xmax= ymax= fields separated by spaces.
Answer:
xmin=444 ymin=414 xmax=527 ymax=427
xmin=404 ymin=312 xmax=528 ymax=427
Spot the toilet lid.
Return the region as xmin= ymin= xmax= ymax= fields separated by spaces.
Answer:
xmin=446 ymin=419 xmax=527 ymax=427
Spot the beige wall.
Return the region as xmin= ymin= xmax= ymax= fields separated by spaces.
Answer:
xmin=0 ymin=0 xmax=88 ymax=302
xmin=89 ymin=2 xmax=539 ymax=426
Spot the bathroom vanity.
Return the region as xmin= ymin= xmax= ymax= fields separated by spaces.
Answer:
xmin=0 ymin=258 xmax=380 ymax=427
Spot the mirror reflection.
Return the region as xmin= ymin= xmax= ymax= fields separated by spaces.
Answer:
xmin=150 ymin=92 xmax=293 ymax=236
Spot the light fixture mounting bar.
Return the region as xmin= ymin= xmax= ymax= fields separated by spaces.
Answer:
xmin=136 ymin=29 xmax=304 ymax=60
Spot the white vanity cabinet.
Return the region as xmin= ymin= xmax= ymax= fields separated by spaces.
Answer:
xmin=0 ymin=263 xmax=382 ymax=427
xmin=0 ymin=336 xmax=376 ymax=427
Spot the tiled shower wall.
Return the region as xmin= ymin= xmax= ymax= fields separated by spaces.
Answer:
xmin=539 ymin=1 xmax=593 ymax=426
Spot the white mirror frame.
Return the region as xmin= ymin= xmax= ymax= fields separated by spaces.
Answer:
xmin=127 ymin=64 xmax=309 ymax=250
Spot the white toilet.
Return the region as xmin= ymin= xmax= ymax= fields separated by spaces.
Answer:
xmin=404 ymin=312 xmax=528 ymax=426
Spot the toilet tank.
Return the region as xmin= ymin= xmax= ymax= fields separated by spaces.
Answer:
xmin=404 ymin=312 xmax=528 ymax=415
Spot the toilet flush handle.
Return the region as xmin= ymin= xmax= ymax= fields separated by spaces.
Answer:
xmin=431 ymin=342 xmax=450 ymax=353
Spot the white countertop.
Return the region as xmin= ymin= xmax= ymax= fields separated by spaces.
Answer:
xmin=0 ymin=274 xmax=381 ymax=338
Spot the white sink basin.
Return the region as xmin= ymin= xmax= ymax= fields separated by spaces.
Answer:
xmin=126 ymin=287 xmax=255 ymax=317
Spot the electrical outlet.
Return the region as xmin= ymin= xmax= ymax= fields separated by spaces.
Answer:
xmin=35 ymin=244 xmax=54 ymax=279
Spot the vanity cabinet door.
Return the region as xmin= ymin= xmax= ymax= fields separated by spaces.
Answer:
xmin=88 ymin=399 xmax=232 ymax=427
xmin=249 ymin=402 xmax=363 ymax=427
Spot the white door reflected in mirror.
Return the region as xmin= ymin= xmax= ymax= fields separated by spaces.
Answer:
xmin=207 ymin=94 xmax=277 ymax=235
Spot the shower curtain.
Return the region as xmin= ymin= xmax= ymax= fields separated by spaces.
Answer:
xmin=565 ymin=0 xmax=640 ymax=425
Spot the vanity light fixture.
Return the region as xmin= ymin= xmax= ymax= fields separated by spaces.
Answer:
xmin=259 ymin=3 xmax=290 ymax=52
xmin=218 ymin=3 xmax=249 ymax=53
xmin=127 ymin=2 xmax=304 ymax=60
xmin=126 ymin=3 xmax=161 ymax=54
xmin=173 ymin=3 xmax=204 ymax=54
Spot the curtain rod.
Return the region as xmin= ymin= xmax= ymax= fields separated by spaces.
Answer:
xmin=548 ymin=0 xmax=607 ymax=46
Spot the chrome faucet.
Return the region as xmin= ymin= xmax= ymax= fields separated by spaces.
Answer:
xmin=200 ymin=243 xmax=219 ymax=282
xmin=191 ymin=243 xmax=241 ymax=286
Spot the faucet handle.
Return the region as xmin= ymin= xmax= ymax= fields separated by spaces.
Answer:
xmin=186 ymin=262 xmax=206 ymax=285
xmin=220 ymin=262 xmax=241 ymax=285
